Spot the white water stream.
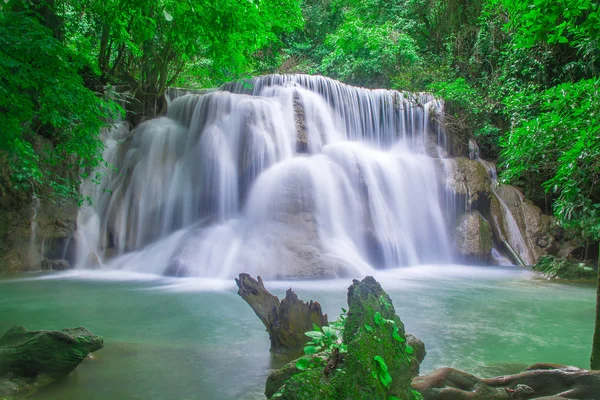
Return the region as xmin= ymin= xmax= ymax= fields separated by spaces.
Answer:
xmin=76 ymin=75 xmax=452 ymax=278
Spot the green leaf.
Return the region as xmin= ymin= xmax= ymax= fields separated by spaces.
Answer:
xmin=296 ymin=357 xmax=311 ymax=370
xmin=305 ymin=331 xmax=324 ymax=339
xmin=374 ymin=355 xmax=392 ymax=388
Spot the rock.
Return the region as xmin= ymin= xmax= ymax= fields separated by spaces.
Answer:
xmin=0 ymin=326 xmax=103 ymax=399
xmin=555 ymin=238 xmax=585 ymax=259
xmin=412 ymin=364 xmax=600 ymax=400
xmin=48 ymin=258 xmax=71 ymax=271
xmin=246 ymin=169 xmax=350 ymax=279
xmin=265 ymin=353 xmax=330 ymax=398
xmin=407 ymin=334 xmax=426 ymax=376
xmin=293 ymin=93 xmax=309 ymax=153
xmin=0 ymin=137 xmax=78 ymax=274
xmin=439 ymin=157 xmax=491 ymax=213
xmin=267 ymin=276 xmax=423 ymax=400
xmin=533 ymin=255 xmax=597 ymax=282
xmin=86 ymin=252 xmax=101 ymax=268
xmin=235 ymin=273 xmax=328 ymax=355
xmin=266 ymin=361 xmax=302 ymax=398
xmin=454 ymin=211 xmax=492 ymax=263
xmin=489 ymin=185 xmax=553 ymax=266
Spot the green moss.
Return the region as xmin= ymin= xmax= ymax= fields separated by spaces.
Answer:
xmin=268 ymin=277 xmax=419 ymax=400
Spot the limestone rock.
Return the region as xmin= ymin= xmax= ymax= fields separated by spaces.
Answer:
xmin=438 ymin=157 xmax=491 ymax=212
xmin=236 ymin=273 xmax=328 ymax=355
xmin=267 ymin=276 xmax=423 ymax=400
xmin=454 ymin=211 xmax=492 ymax=263
xmin=490 ymin=185 xmax=555 ymax=266
xmin=0 ymin=326 xmax=103 ymax=399
xmin=412 ymin=364 xmax=600 ymax=400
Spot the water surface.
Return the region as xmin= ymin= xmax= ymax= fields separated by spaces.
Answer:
xmin=0 ymin=265 xmax=594 ymax=399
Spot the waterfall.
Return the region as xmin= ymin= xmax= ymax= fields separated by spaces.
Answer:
xmin=468 ymin=139 xmax=534 ymax=265
xmin=75 ymin=75 xmax=452 ymax=279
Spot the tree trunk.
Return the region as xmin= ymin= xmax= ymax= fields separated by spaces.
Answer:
xmin=591 ymin=251 xmax=600 ymax=369
xmin=235 ymin=273 xmax=328 ymax=356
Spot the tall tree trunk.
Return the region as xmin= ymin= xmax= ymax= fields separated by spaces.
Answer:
xmin=591 ymin=252 xmax=600 ymax=370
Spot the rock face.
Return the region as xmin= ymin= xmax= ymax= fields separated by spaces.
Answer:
xmin=533 ymin=255 xmax=597 ymax=282
xmin=439 ymin=157 xmax=491 ymax=213
xmin=412 ymin=364 xmax=600 ymax=400
xmin=490 ymin=185 xmax=555 ymax=266
xmin=266 ymin=276 xmax=423 ymax=400
xmin=0 ymin=137 xmax=78 ymax=274
xmin=438 ymin=154 xmax=581 ymax=267
xmin=455 ymin=211 xmax=493 ymax=263
xmin=235 ymin=273 xmax=328 ymax=355
xmin=0 ymin=326 xmax=104 ymax=399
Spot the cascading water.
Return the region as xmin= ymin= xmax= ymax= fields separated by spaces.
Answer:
xmin=75 ymin=75 xmax=452 ymax=278
xmin=468 ymin=139 xmax=532 ymax=266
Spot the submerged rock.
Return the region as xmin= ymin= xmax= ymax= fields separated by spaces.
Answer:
xmin=412 ymin=364 xmax=600 ymax=399
xmin=0 ymin=326 xmax=103 ymax=398
xmin=454 ymin=211 xmax=492 ymax=263
xmin=533 ymin=255 xmax=597 ymax=282
xmin=236 ymin=273 xmax=328 ymax=355
xmin=266 ymin=276 xmax=423 ymax=400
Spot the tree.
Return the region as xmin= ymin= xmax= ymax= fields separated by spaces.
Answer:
xmin=1 ymin=0 xmax=303 ymax=199
xmin=0 ymin=7 xmax=119 ymax=199
xmin=496 ymin=0 xmax=600 ymax=369
xmin=61 ymin=0 xmax=303 ymax=93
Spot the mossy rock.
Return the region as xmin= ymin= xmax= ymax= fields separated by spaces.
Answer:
xmin=267 ymin=277 xmax=423 ymax=400
xmin=533 ymin=255 xmax=597 ymax=282
xmin=0 ymin=326 xmax=103 ymax=399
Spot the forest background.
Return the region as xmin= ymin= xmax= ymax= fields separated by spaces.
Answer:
xmin=1 ymin=0 xmax=599 ymax=366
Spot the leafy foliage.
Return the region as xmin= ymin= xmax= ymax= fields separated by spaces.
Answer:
xmin=501 ymin=78 xmax=600 ymax=237
xmin=61 ymin=0 xmax=303 ymax=91
xmin=1 ymin=0 xmax=303 ymax=200
xmin=0 ymin=8 xmax=119 ymax=199
xmin=296 ymin=310 xmax=347 ymax=371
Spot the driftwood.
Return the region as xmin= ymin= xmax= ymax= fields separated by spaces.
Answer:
xmin=412 ymin=363 xmax=600 ymax=399
xmin=235 ymin=273 xmax=328 ymax=355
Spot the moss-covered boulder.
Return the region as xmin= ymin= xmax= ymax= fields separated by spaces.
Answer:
xmin=0 ymin=326 xmax=103 ymax=399
xmin=267 ymin=276 xmax=423 ymax=400
xmin=533 ymin=255 xmax=597 ymax=282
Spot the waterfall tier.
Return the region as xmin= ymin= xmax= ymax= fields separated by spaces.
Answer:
xmin=76 ymin=75 xmax=451 ymax=278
